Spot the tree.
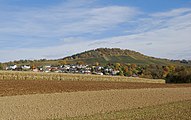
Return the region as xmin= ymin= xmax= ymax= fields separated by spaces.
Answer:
xmin=115 ymin=63 xmax=121 ymax=70
xmin=166 ymin=66 xmax=191 ymax=83
xmin=124 ymin=66 xmax=129 ymax=73
xmin=94 ymin=62 xmax=99 ymax=66
xmin=31 ymin=64 xmax=36 ymax=69
xmin=76 ymin=61 xmax=85 ymax=65
xmin=162 ymin=66 xmax=170 ymax=78
xmin=141 ymin=65 xmax=164 ymax=79
xmin=131 ymin=64 xmax=137 ymax=69
xmin=0 ymin=63 xmax=3 ymax=70
xmin=168 ymin=65 xmax=175 ymax=73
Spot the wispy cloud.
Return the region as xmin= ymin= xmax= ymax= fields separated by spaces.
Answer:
xmin=0 ymin=1 xmax=138 ymax=37
xmin=89 ymin=8 xmax=191 ymax=60
xmin=150 ymin=8 xmax=191 ymax=17
xmin=0 ymin=0 xmax=191 ymax=62
xmin=0 ymin=0 xmax=139 ymax=52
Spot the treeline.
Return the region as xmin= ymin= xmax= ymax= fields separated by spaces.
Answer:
xmin=107 ymin=63 xmax=191 ymax=83
xmin=4 ymin=59 xmax=48 ymax=65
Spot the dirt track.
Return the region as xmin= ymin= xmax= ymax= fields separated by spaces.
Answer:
xmin=0 ymin=80 xmax=191 ymax=96
xmin=0 ymin=87 xmax=191 ymax=120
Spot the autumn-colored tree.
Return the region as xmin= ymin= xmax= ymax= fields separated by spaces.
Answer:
xmin=115 ymin=63 xmax=121 ymax=70
xmin=131 ymin=64 xmax=137 ymax=69
xmin=163 ymin=66 xmax=170 ymax=78
xmin=141 ymin=65 xmax=164 ymax=79
xmin=94 ymin=62 xmax=99 ymax=66
xmin=76 ymin=61 xmax=85 ymax=65
xmin=31 ymin=64 xmax=36 ymax=69
xmin=168 ymin=65 xmax=175 ymax=73
xmin=166 ymin=66 xmax=191 ymax=83
xmin=124 ymin=66 xmax=129 ymax=73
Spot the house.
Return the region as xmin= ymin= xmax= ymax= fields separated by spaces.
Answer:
xmin=84 ymin=70 xmax=91 ymax=74
xmin=104 ymin=68 xmax=113 ymax=73
xmin=112 ymin=70 xmax=120 ymax=75
xmin=21 ymin=65 xmax=31 ymax=70
xmin=96 ymin=72 xmax=104 ymax=75
xmin=96 ymin=66 xmax=103 ymax=70
xmin=6 ymin=65 xmax=17 ymax=70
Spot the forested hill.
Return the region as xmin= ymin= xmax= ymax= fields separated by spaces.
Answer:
xmin=62 ymin=48 xmax=189 ymax=66
xmin=2 ymin=48 xmax=190 ymax=67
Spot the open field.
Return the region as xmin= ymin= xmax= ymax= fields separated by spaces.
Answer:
xmin=0 ymin=87 xmax=190 ymax=120
xmin=0 ymin=71 xmax=165 ymax=83
xmin=64 ymin=100 xmax=191 ymax=120
xmin=0 ymin=71 xmax=190 ymax=119
xmin=0 ymin=80 xmax=191 ymax=96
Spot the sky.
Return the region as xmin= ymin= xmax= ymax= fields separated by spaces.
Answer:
xmin=0 ymin=0 xmax=191 ymax=62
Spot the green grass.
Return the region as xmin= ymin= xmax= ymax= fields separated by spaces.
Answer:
xmin=49 ymin=100 xmax=191 ymax=120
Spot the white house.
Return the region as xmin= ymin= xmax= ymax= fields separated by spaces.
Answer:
xmin=112 ymin=70 xmax=120 ymax=75
xmin=21 ymin=65 xmax=31 ymax=70
xmin=96 ymin=72 xmax=104 ymax=75
xmin=6 ymin=65 xmax=17 ymax=70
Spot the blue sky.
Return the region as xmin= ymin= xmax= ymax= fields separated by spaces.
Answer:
xmin=0 ymin=0 xmax=191 ymax=62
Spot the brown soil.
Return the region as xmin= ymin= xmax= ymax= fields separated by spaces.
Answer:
xmin=0 ymin=88 xmax=191 ymax=120
xmin=68 ymin=100 xmax=191 ymax=120
xmin=0 ymin=80 xmax=191 ymax=96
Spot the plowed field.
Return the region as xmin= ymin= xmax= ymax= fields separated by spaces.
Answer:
xmin=0 ymin=88 xmax=191 ymax=120
xmin=0 ymin=80 xmax=191 ymax=96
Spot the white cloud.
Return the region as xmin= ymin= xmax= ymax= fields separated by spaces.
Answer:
xmin=0 ymin=2 xmax=138 ymax=37
xmin=88 ymin=8 xmax=191 ymax=60
xmin=2 ymin=20 xmax=191 ymax=62
xmin=0 ymin=5 xmax=191 ymax=62
xmin=0 ymin=0 xmax=139 ymax=61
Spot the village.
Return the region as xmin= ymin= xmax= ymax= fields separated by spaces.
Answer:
xmin=5 ymin=64 xmax=121 ymax=76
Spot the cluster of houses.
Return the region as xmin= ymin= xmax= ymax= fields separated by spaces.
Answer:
xmin=6 ymin=65 xmax=31 ymax=71
xmin=6 ymin=64 xmax=120 ymax=76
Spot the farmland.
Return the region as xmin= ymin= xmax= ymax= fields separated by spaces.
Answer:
xmin=0 ymin=71 xmax=191 ymax=120
xmin=0 ymin=87 xmax=191 ymax=120
xmin=0 ymin=71 xmax=165 ymax=83
xmin=1 ymin=79 xmax=191 ymax=97
xmin=64 ymin=100 xmax=191 ymax=120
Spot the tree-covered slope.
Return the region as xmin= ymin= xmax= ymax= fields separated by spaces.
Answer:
xmin=62 ymin=48 xmax=187 ymax=66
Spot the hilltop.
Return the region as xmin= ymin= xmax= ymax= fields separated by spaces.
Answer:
xmin=61 ymin=48 xmax=189 ymax=66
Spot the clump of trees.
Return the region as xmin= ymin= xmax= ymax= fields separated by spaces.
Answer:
xmin=105 ymin=63 xmax=191 ymax=83
xmin=166 ymin=66 xmax=191 ymax=83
